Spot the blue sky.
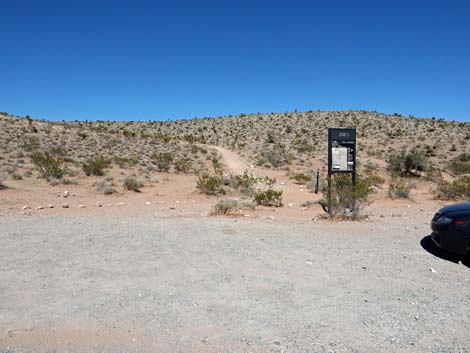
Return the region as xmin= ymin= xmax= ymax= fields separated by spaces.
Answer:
xmin=0 ymin=0 xmax=469 ymax=122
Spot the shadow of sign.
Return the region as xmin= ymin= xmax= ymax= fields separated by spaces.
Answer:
xmin=420 ymin=235 xmax=470 ymax=269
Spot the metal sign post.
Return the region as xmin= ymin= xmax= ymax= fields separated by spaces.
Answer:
xmin=327 ymin=128 xmax=357 ymax=214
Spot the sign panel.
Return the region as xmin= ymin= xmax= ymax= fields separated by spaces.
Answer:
xmin=332 ymin=146 xmax=348 ymax=171
xmin=328 ymin=128 xmax=356 ymax=175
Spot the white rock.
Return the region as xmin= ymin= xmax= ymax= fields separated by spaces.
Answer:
xmin=95 ymin=202 xmax=102 ymax=207
xmin=48 ymin=204 xmax=54 ymax=208
xmin=36 ymin=205 xmax=44 ymax=210
xmin=78 ymin=204 xmax=86 ymax=208
xmin=22 ymin=205 xmax=30 ymax=210
xmin=145 ymin=202 xmax=151 ymax=205
xmin=62 ymin=203 xmax=69 ymax=208
xmin=430 ymin=268 xmax=437 ymax=273
xmin=288 ymin=203 xmax=293 ymax=208
xmin=63 ymin=191 xmax=70 ymax=198
xmin=116 ymin=202 xmax=125 ymax=206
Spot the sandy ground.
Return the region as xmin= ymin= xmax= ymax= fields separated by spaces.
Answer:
xmin=1 ymin=145 xmax=469 ymax=352
xmin=0 ymin=214 xmax=469 ymax=353
xmin=0 ymin=145 xmax=453 ymax=223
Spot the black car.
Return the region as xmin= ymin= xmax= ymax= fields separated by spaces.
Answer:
xmin=431 ymin=202 xmax=470 ymax=255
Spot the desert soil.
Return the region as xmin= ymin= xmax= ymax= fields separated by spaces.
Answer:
xmin=0 ymin=212 xmax=469 ymax=353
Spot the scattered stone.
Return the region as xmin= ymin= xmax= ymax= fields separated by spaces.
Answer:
xmin=380 ymin=214 xmax=385 ymax=218
xmin=48 ymin=204 xmax=54 ymax=208
xmin=305 ymin=261 xmax=313 ymax=266
xmin=95 ymin=202 xmax=102 ymax=207
xmin=169 ymin=207 xmax=176 ymax=210
xmin=22 ymin=205 xmax=30 ymax=210
xmin=62 ymin=203 xmax=69 ymax=208
xmin=36 ymin=205 xmax=44 ymax=210
xmin=78 ymin=204 xmax=86 ymax=208
xmin=430 ymin=267 xmax=437 ymax=274
xmin=63 ymin=191 xmax=70 ymax=198
xmin=145 ymin=202 xmax=151 ymax=205
xmin=288 ymin=203 xmax=293 ymax=208
xmin=56 ymin=192 xmax=61 ymax=197
xmin=301 ymin=207 xmax=307 ymax=211
xmin=414 ymin=316 xmax=419 ymax=321
xmin=267 ymin=216 xmax=275 ymax=220
xmin=116 ymin=202 xmax=125 ymax=206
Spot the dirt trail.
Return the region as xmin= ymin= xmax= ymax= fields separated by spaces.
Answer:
xmin=210 ymin=145 xmax=250 ymax=175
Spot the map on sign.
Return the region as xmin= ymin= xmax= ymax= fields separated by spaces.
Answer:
xmin=332 ymin=146 xmax=348 ymax=171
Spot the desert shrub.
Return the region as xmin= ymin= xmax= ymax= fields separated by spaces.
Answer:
xmin=123 ymin=176 xmax=143 ymax=192
xmin=152 ymin=152 xmax=173 ymax=172
xmin=47 ymin=177 xmax=60 ymax=186
xmin=319 ymin=174 xmax=371 ymax=218
xmin=232 ymin=170 xmax=258 ymax=195
xmin=212 ymin=157 xmax=224 ymax=175
xmin=425 ymin=164 xmax=442 ymax=182
xmin=254 ymin=189 xmax=283 ymax=207
xmin=435 ymin=176 xmax=470 ymax=200
xmin=31 ymin=151 xmax=64 ymax=179
xmin=388 ymin=179 xmax=412 ymax=199
xmin=82 ymin=156 xmax=110 ymax=176
xmin=291 ymin=172 xmax=311 ymax=184
xmin=260 ymin=144 xmax=291 ymax=168
xmin=197 ymin=174 xmax=223 ymax=195
xmin=214 ymin=199 xmax=238 ymax=215
xmin=449 ymin=153 xmax=470 ymax=175
xmin=0 ymin=175 xmax=5 ymax=189
xmin=174 ymin=158 xmax=191 ymax=173
xmin=96 ymin=180 xmax=117 ymax=194
xmin=362 ymin=168 xmax=385 ymax=188
xmin=386 ymin=149 xmax=427 ymax=176
xmin=11 ymin=172 xmax=22 ymax=180
xmin=112 ymin=156 xmax=132 ymax=168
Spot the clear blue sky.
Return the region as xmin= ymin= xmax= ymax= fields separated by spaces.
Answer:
xmin=0 ymin=0 xmax=469 ymax=122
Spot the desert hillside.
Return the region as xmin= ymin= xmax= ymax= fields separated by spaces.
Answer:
xmin=0 ymin=110 xmax=469 ymax=219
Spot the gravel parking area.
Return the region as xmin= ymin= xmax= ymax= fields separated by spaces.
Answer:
xmin=0 ymin=215 xmax=469 ymax=352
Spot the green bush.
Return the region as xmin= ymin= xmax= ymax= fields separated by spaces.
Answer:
xmin=31 ymin=151 xmax=64 ymax=179
xmin=96 ymin=180 xmax=117 ymax=194
xmin=319 ymin=174 xmax=371 ymax=218
xmin=254 ymin=189 xmax=283 ymax=207
xmin=291 ymin=172 xmax=311 ymax=184
xmin=436 ymin=176 xmax=470 ymax=200
xmin=260 ymin=144 xmax=291 ymax=168
xmin=449 ymin=153 xmax=470 ymax=175
xmin=152 ymin=152 xmax=173 ymax=172
xmin=214 ymin=199 xmax=238 ymax=215
xmin=232 ymin=170 xmax=258 ymax=195
xmin=388 ymin=179 xmax=412 ymax=199
xmin=174 ymin=158 xmax=191 ymax=173
xmin=197 ymin=174 xmax=223 ymax=195
xmin=386 ymin=149 xmax=427 ymax=176
xmin=123 ymin=176 xmax=143 ymax=192
xmin=82 ymin=156 xmax=110 ymax=176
